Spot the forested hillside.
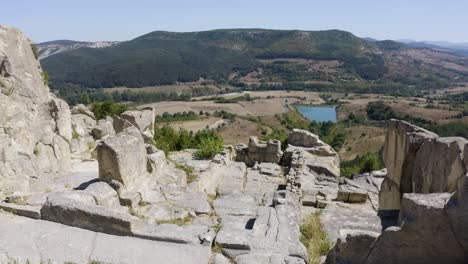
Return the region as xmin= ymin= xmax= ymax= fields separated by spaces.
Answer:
xmin=41 ymin=29 xmax=468 ymax=102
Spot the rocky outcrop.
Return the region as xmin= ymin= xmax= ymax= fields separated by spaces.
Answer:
xmin=379 ymin=120 xmax=467 ymax=215
xmin=284 ymin=129 xmax=340 ymax=177
xmin=328 ymin=121 xmax=468 ymax=264
xmin=0 ymin=25 xmax=72 ymax=196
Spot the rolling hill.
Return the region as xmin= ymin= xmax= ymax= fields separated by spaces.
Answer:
xmin=40 ymin=29 xmax=468 ymax=98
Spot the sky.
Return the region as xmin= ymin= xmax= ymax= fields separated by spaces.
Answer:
xmin=2 ymin=0 xmax=468 ymax=43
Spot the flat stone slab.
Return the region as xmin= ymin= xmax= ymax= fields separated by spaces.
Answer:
xmin=213 ymin=193 xmax=258 ymax=218
xmin=162 ymin=186 xmax=211 ymax=214
xmin=0 ymin=202 xmax=41 ymax=219
xmin=132 ymin=221 xmax=208 ymax=245
xmin=0 ymin=212 xmax=210 ymax=264
xmin=217 ymin=162 xmax=246 ymax=195
xmin=258 ymin=163 xmax=282 ymax=177
xmin=41 ymin=193 xmax=138 ymax=236
xmin=320 ymin=202 xmax=382 ymax=243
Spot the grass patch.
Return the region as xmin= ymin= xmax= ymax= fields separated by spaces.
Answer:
xmin=170 ymin=159 xmax=198 ymax=184
xmin=300 ymin=212 xmax=332 ymax=264
xmin=128 ymin=207 xmax=146 ymax=220
xmin=212 ymin=243 xmax=223 ymax=253
xmin=156 ymin=215 xmax=193 ymax=226
xmin=72 ymin=131 xmax=80 ymax=139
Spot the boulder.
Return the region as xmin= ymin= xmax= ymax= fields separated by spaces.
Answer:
xmin=97 ymin=126 xmax=147 ymax=187
xmin=83 ymin=181 xmax=120 ymax=208
xmin=120 ymin=108 xmax=155 ymax=138
xmin=92 ymin=117 xmax=115 ymax=140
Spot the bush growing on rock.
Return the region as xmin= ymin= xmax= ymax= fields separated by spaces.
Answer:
xmin=154 ymin=125 xmax=224 ymax=158
xmin=91 ymin=101 xmax=128 ymax=120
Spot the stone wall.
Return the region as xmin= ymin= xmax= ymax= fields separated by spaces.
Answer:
xmin=235 ymin=137 xmax=283 ymax=166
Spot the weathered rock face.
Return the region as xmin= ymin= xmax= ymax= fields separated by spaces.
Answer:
xmin=379 ymin=120 xmax=468 ymax=214
xmin=412 ymin=137 xmax=467 ymax=193
xmin=70 ymin=104 xmax=97 ymax=159
xmin=0 ymin=25 xmax=71 ymax=195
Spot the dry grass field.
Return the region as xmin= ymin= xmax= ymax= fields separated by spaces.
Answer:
xmin=156 ymin=117 xmax=225 ymax=132
xmin=219 ymin=118 xmax=270 ymax=145
xmin=338 ymin=125 xmax=386 ymax=161
xmin=138 ymin=90 xmax=324 ymax=117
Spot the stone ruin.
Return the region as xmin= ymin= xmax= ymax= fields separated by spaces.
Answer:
xmin=1 ymin=25 xmax=468 ymax=264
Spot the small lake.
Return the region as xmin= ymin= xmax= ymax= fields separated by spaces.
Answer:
xmin=296 ymin=106 xmax=337 ymax=123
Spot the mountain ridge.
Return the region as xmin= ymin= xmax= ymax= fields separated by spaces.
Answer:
xmin=40 ymin=28 xmax=468 ymax=96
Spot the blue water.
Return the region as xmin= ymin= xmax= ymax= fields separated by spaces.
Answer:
xmin=296 ymin=106 xmax=337 ymax=123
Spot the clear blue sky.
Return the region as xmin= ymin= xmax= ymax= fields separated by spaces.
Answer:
xmin=2 ymin=0 xmax=467 ymax=43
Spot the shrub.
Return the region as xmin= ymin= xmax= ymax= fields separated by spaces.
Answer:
xmin=340 ymin=152 xmax=384 ymax=178
xmin=194 ymin=137 xmax=224 ymax=159
xmin=40 ymin=71 xmax=49 ymax=86
xmin=366 ymin=101 xmax=395 ymax=120
xmin=153 ymin=125 xmax=224 ymax=159
xmin=91 ymin=101 xmax=128 ymax=120
xmin=30 ymin=44 xmax=38 ymax=60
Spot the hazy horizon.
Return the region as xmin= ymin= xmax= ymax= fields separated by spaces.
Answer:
xmin=2 ymin=0 xmax=467 ymax=43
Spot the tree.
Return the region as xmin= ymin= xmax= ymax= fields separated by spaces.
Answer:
xmin=367 ymin=101 xmax=395 ymax=121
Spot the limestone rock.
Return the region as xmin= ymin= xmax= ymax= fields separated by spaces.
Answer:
xmin=92 ymin=116 xmax=115 ymax=140
xmin=41 ymin=193 xmax=138 ymax=236
xmin=49 ymin=97 xmax=72 ymax=142
xmin=97 ymin=126 xmax=147 ymax=187
xmin=379 ymin=119 xmax=438 ymax=213
xmin=326 ymin=229 xmax=379 ymax=264
xmin=365 ymin=193 xmax=465 ymax=264
xmin=83 ymin=181 xmax=120 ymax=208
xmin=412 ymin=137 xmax=467 ymax=193
xmin=71 ymin=104 xmax=95 ymax=119
xmin=258 ymin=163 xmax=282 ymax=177
xmin=336 ymin=185 xmax=367 ymax=203
xmin=0 ymin=25 xmax=72 ymax=195
xmin=120 ymin=108 xmax=155 ymax=137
